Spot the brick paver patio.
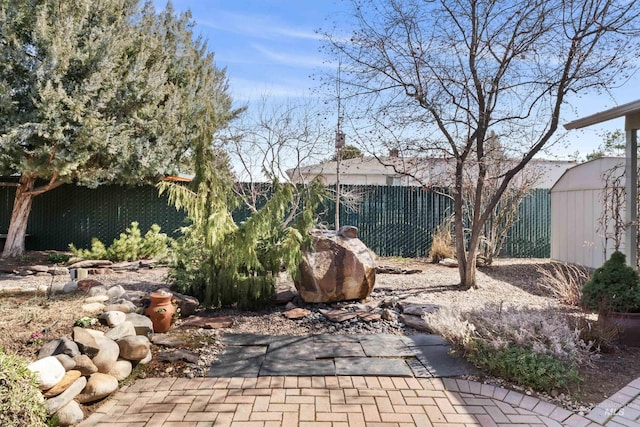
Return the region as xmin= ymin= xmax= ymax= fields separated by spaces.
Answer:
xmin=78 ymin=375 xmax=640 ymax=426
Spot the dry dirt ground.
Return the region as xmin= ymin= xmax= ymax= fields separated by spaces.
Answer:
xmin=1 ymin=251 xmax=639 ymax=410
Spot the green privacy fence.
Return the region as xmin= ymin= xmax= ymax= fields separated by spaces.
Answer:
xmin=0 ymin=182 xmax=550 ymax=258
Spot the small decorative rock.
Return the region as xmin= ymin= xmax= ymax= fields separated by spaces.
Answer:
xmin=62 ymin=281 xmax=78 ymax=293
xmin=125 ymin=313 xmax=153 ymax=336
xmin=84 ymin=295 xmax=109 ymax=304
xmin=139 ymin=349 xmax=153 ymax=365
xmin=106 ymin=285 xmax=126 ymax=299
xmin=91 ymin=335 xmax=120 ymax=373
xmin=77 ymin=279 xmax=105 ymax=293
xmin=399 ymin=314 xmax=432 ymax=332
xmin=87 ymin=286 xmax=108 ymax=297
xmin=101 ymin=310 xmax=127 ymax=327
xmin=45 ymin=376 xmax=87 ymax=415
xmin=43 ymin=370 xmax=82 ymax=398
xmin=105 ymin=320 xmax=136 ymax=340
xmin=381 ymin=308 xmax=398 ymax=322
xmin=283 ymin=308 xmax=311 ymax=319
xmin=75 ymin=373 xmax=119 ymax=404
xmin=28 ymin=356 xmax=66 ymax=390
xmin=107 ymin=359 xmax=133 ymax=381
xmin=54 ymin=400 xmax=84 ymax=427
xmin=72 ymin=354 xmax=98 ymax=376
xmin=103 ymin=303 xmax=132 ymax=314
xmin=55 ymin=354 xmax=77 ymax=371
xmin=82 ymin=302 xmax=105 ymax=314
xmin=117 ymin=335 xmax=151 ymax=361
xmin=73 ymin=327 xmax=100 ymax=357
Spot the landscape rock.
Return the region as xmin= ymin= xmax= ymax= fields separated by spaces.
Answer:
xmin=439 ymin=258 xmax=458 ymax=267
xmin=72 ymin=355 xmax=99 ymax=376
xmin=75 ymin=373 xmax=119 ymax=404
xmin=295 ymin=228 xmax=376 ymax=303
xmin=62 ymin=281 xmax=78 ymax=293
xmin=54 ymin=400 xmax=84 ymax=426
xmin=48 ymin=266 xmax=69 ymax=276
xmin=101 ymin=310 xmax=127 ymax=327
xmin=82 ymin=302 xmax=105 ymax=314
xmin=84 ymin=295 xmax=109 ymax=304
xmin=45 ymin=376 xmax=87 ymax=415
xmin=110 ymin=261 xmax=141 ymax=271
xmin=172 ymin=292 xmax=199 ymax=317
xmin=88 ymin=267 xmax=114 ymax=275
xmin=30 ymin=265 xmax=51 ymax=273
xmin=103 ymin=303 xmax=133 ymax=314
xmin=117 ymin=335 xmax=151 ymax=361
xmin=355 ymin=310 xmax=381 ymax=322
xmin=139 ymin=349 xmax=153 ymax=364
xmin=38 ymin=339 xmax=64 ymax=359
xmin=43 ymin=370 xmax=82 ymax=398
xmin=77 ymin=279 xmax=104 ymax=293
xmin=69 ymin=260 xmax=113 ymax=269
xmin=27 ymin=356 xmax=66 ymax=390
xmin=151 ymin=335 xmax=187 ymax=346
xmin=92 ymin=335 xmax=120 ymax=373
xmin=399 ymin=314 xmax=433 ymax=332
xmin=87 ymin=286 xmax=108 ymax=297
xmin=157 ymin=349 xmax=200 ymax=364
xmin=106 ymin=285 xmax=126 ymax=299
xmin=125 ymin=313 xmax=153 ymax=336
xmin=108 ymin=359 xmax=133 ymax=381
xmin=73 ymin=327 xmax=100 ymax=357
xmin=275 ymin=289 xmax=297 ymax=304
xmin=399 ymin=301 xmax=440 ymax=316
xmin=283 ymin=308 xmax=311 ymax=319
xmin=319 ymin=308 xmax=359 ymax=323
xmin=381 ymin=308 xmax=398 ymax=322
xmin=105 ymin=321 xmax=137 ymax=341
xmin=56 ymin=337 xmax=81 ymax=357
xmin=55 ymin=354 xmax=77 ymax=371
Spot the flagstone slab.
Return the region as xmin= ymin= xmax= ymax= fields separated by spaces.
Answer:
xmin=359 ymin=334 xmax=419 ymax=357
xmin=314 ymin=342 xmax=366 ymax=358
xmin=260 ymin=359 xmax=335 ymax=376
xmin=405 ymin=334 xmax=449 ymax=347
xmin=208 ymin=359 xmax=263 ymax=377
xmin=222 ymin=334 xmax=273 ymax=346
xmin=416 ymin=345 xmax=478 ymax=377
xmin=334 ymin=357 xmax=413 ymax=377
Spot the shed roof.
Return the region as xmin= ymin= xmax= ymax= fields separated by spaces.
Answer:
xmin=564 ymin=99 xmax=640 ymax=130
xmin=550 ymin=157 xmax=624 ymax=192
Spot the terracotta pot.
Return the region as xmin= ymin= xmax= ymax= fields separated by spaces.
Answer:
xmin=145 ymin=291 xmax=176 ymax=333
xmin=600 ymin=312 xmax=640 ymax=347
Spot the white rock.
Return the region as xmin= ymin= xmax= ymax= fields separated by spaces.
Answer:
xmin=92 ymin=335 xmax=120 ymax=374
xmin=84 ymin=295 xmax=109 ymax=304
xmin=82 ymin=302 xmax=105 ymax=314
xmin=117 ymin=335 xmax=151 ymax=361
xmin=54 ymin=400 xmax=84 ymax=426
xmin=27 ymin=356 xmax=66 ymax=390
xmin=108 ymin=359 xmax=133 ymax=381
xmin=76 ymin=373 xmax=119 ymax=403
xmin=107 ymin=285 xmax=126 ymax=299
xmin=45 ymin=376 xmax=87 ymax=415
xmin=138 ymin=349 xmax=152 ymax=365
xmin=62 ymin=281 xmax=78 ymax=293
xmin=101 ymin=310 xmax=127 ymax=327
xmin=87 ymin=286 xmax=108 ymax=297
xmin=105 ymin=321 xmax=136 ymax=341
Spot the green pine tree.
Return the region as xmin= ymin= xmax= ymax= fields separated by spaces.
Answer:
xmin=0 ymin=0 xmax=237 ymax=257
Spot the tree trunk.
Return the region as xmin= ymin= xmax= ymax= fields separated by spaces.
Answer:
xmin=1 ymin=175 xmax=36 ymax=259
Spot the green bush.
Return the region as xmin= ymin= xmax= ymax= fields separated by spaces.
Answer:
xmin=69 ymin=222 xmax=171 ymax=262
xmin=581 ymin=251 xmax=640 ymax=313
xmin=47 ymin=252 xmax=71 ymax=264
xmin=0 ymin=348 xmax=47 ymax=427
xmin=469 ymin=341 xmax=580 ymax=392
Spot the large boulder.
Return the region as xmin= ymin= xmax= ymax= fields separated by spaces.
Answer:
xmin=295 ymin=226 xmax=376 ymax=303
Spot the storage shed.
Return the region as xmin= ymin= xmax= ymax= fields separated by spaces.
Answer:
xmin=550 ymin=157 xmax=625 ymax=269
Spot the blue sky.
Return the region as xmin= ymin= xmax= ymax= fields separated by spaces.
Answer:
xmin=153 ymin=1 xmax=639 ymax=159
xmin=153 ymin=0 xmax=340 ymax=102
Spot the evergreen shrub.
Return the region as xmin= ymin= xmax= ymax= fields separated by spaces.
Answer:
xmin=581 ymin=251 xmax=640 ymax=313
